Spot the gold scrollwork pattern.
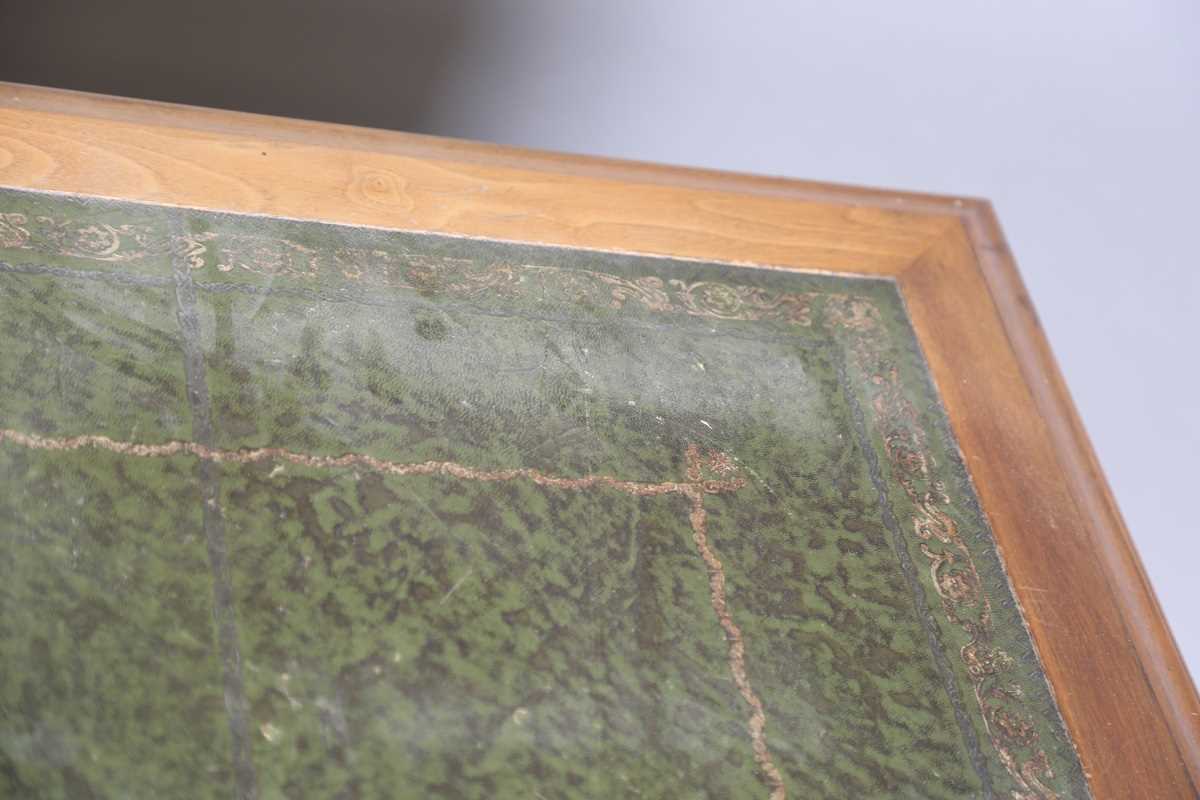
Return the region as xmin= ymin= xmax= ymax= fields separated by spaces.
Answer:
xmin=599 ymin=274 xmax=675 ymax=313
xmin=851 ymin=343 xmax=1059 ymax=800
xmin=2 ymin=214 xmax=824 ymax=327
xmin=0 ymin=213 xmax=158 ymax=262
xmin=823 ymin=292 xmax=883 ymax=332
xmin=177 ymin=233 xmax=218 ymax=271
xmin=0 ymin=213 xmax=30 ymax=249
xmin=668 ymin=279 xmax=814 ymax=324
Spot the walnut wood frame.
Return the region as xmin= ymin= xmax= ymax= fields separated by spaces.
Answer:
xmin=1 ymin=81 xmax=1196 ymax=799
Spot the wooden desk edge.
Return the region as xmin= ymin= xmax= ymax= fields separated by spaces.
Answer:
xmin=959 ymin=201 xmax=1200 ymax=788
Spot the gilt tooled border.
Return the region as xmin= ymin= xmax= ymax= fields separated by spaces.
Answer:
xmin=833 ymin=307 xmax=1065 ymax=800
xmin=0 ymin=210 xmax=821 ymax=327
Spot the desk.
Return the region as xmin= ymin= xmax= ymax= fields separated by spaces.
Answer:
xmin=0 ymin=82 xmax=1195 ymax=799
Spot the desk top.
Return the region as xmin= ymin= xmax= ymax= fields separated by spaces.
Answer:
xmin=0 ymin=82 xmax=1195 ymax=799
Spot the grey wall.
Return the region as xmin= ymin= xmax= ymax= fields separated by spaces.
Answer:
xmin=3 ymin=1 xmax=1197 ymax=673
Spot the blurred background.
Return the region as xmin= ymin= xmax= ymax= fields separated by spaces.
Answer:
xmin=2 ymin=0 xmax=1196 ymax=673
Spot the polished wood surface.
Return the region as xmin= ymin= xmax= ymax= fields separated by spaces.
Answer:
xmin=1 ymin=81 xmax=1196 ymax=798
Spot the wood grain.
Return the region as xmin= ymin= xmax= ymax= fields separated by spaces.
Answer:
xmin=957 ymin=206 xmax=1200 ymax=794
xmin=900 ymin=226 xmax=1200 ymax=797
xmin=0 ymin=84 xmax=953 ymax=275
xmin=1 ymin=80 xmax=1196 ymax=799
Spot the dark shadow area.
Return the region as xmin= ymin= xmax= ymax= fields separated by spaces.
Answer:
xmin=0 ymin=0 xmax=489 ymax=133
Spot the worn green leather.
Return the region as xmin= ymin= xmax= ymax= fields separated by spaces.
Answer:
xmin=0 ymin=189 xmax=1086 ymax=799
